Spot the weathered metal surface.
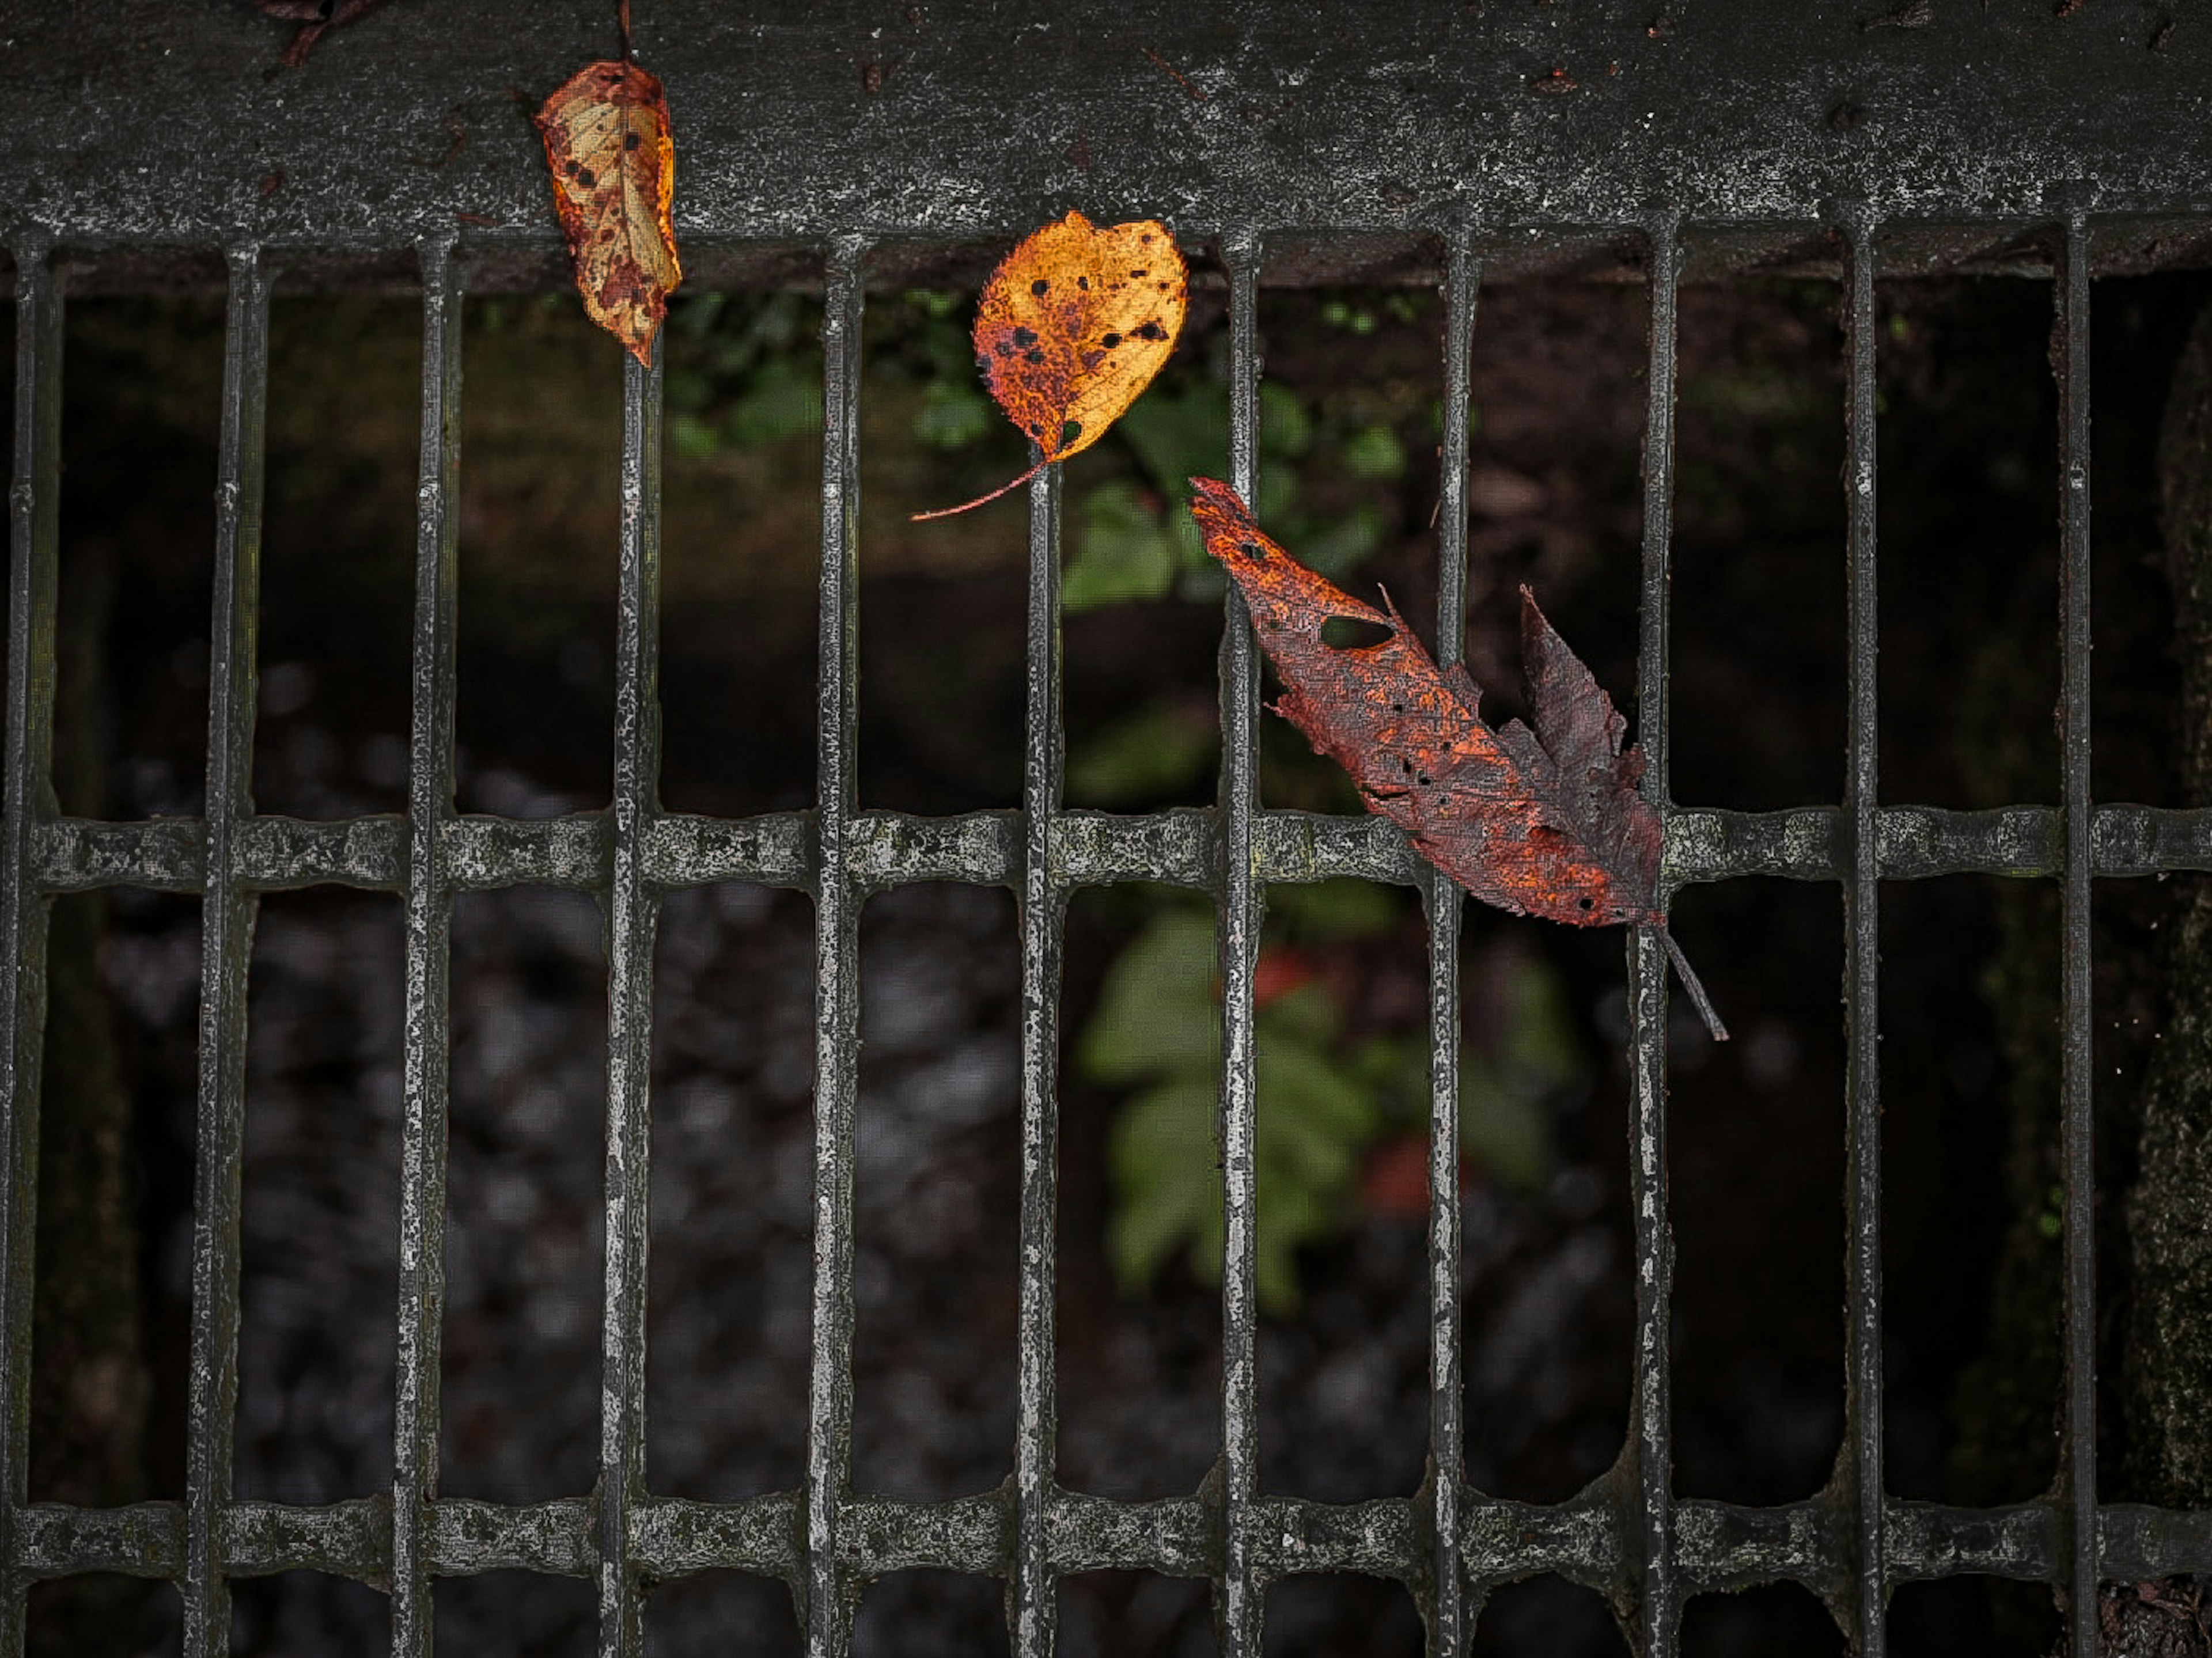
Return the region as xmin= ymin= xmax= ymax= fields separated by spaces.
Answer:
xmin=1457 ymin=1490 xmax=1623 ymax=1587
xmin=3 ymin=1490 xmax=2209 ymax=1629
xmin=838 ymin=1493 xmax=1005 ymax=1576
xmin=1672 ymin=1500 xmax=1839 ymax=1599
xmin=0 ymin=239 xmax=60 ymax=1658
xmin=446 ymin=811 xmax=608 ymax=890
xmin=1046 ymin=1493 xmax=1211 ymax=1576
xmin=2055 ymin=208 xmax=2100 ymax=1658
xmin=15 ymin=1501 xmax=182 ymax=1581
xmin=1214 ymin=233 xmax=1264 ymax=1658
xmin=1838 ymin=204 xmax=1887 ymax=1657
xmin=1013 ymin=462 xmax=1063 ymax=1655
xmin=592 ymin=303 xmax=665 ymax=1658
xmin=22 ymin=804 xmax=2212 ymax=900
xmin=222 ymin=1497 xmax=388 ymax=1583
xmin=648 ymin=810 xmax=812 ymax=890
xmin=180 ymin=244 xmax=268 ymax=1658
xmin=391 ymin=233 xmax=461 ymax=1658
xmin=627 ymin=1492 xmax=802 ymax=1579
xmin=1885 ymin=1499 xmax=2056 ymax=1583
xmin=846 ymin=809 xmax=1016 ymax=891
xmin=1623 ymin=212 xmax=1682 ymax=1657
xmin=426 ymin=1496 xmax=594 ymax=1577
xmin=7 ymin=3 xmax=2212 ymax=284
xmin=1422 ymin=227 xmax=1477 ymax=1658
xmin=804 ymin=242 xmax=866 ymax=1658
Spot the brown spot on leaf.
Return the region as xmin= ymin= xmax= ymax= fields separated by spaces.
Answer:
xmin=912 ymin=211 xmax=1190 ymax=520
xmin=534 ymin=58 xmax=682 ymax=366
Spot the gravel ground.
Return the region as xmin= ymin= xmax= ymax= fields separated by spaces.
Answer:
xmin=91 ymin=850 xmax=1639 ymax=1657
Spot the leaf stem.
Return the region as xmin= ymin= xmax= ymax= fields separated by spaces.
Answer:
xmin=616 ymin=0 xmax=634 ymax=59
xmin=910 ymin=457 xmax=1051 ymax=522
xmin=1658 ymin=927 xmax=1730 ymax=1043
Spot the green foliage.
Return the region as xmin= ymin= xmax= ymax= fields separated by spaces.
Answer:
xmin=1064 ymin=701 xmax=1216 ymax=805
xmin=1459 ymin=945 xmax=1580 ymax=1189
xmin=658 ymin=291 xmax=825 ymax=459
xmin=914 ymin=378 xmax=994 ymax=451
xmin=1082 ymin=894 xmax=1582 ymax=1315
xmin=1084 ymin=906 xmax=1381 ymax=1312
xmin=1059 ymin=370 xmax=1389 ymax=613
xmin=1062 ymin=480 xmax=1181 ymax=611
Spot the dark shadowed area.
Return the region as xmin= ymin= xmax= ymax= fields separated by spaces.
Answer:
xmin=20 ymin=258 xmax=2205 ymax=1657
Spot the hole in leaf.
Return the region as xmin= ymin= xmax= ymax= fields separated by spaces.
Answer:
xmin=1060 ymin=419 xmax=1084 ymax=448
xmin=1320 ymin=616 xmax=1393 ymax=651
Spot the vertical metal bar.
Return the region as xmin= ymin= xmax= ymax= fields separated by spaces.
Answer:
xmin=1628 ymin=213 xmax=1682 ymax=1658
xmin=392 ymin=235 xmax=464 ymax=1658
xmin=183 ymin=243 xmax=271 ymax=1658
xmin=1011 ymin=457 xmax=1065 ymax=1658
xmin=2054 ymin=207 xmax=2097 ymax=1658
xmin=806 ymin=238 xmax=868 ymax=1658
xmin=1215 ymin=227 xmax=1264 ymax=1658
xmin=1424 ymin=223 xmax=1478 ymax=1658
xmin=1838 ymin=203 xmax=1888 ymax=1657
xmin=598 ymin=327 xmax=666 ymax=1658
xmin=0 ymin=237 xmax=62 ymax=1658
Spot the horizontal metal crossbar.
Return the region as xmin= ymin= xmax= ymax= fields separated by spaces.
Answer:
xmin=10 ymin=1493 xmax=2212 ymax=1594
xmin=1 ymin=191 xmax=2204 ymax=1658
xmin=25 ymin=805 xmax=2212 ymax=896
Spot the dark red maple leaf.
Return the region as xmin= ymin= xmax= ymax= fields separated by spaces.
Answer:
xmin=1189 ymin=476 xmax=1725 ymax=1041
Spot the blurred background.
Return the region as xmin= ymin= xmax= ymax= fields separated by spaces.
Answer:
xmin=19 ymin=256 xmax=2207 ymax=1655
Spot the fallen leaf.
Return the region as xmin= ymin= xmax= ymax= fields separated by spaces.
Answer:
xmin=913 ymin=211 xmax=1188 ymax=520
xmin=1189 ymin=477 xmax=1726 ymax=1040
xmin=535 ymin=59 xmax=683 ymax=366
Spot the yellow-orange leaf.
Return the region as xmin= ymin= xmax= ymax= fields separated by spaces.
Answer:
xmin=535 ymin=59 xmax=682 ymax=367
xmin=914 ymin=211 xmax=1189 ymax=520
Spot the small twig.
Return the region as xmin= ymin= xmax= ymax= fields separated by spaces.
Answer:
xmin=1660 ymin=928 xmax=1730 ymax=1043
xmin=910 ymin=458 xmax=1051 ymax=522
xmin=1142 ymin=47 xmax=1209 ymax=103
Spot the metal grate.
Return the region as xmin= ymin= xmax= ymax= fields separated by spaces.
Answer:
xmin=8 ymin=111 xmax=2212 ymax=1658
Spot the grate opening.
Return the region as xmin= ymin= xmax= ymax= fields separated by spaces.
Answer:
xmin=233 ymin=890 xmax=404 ymax=1509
